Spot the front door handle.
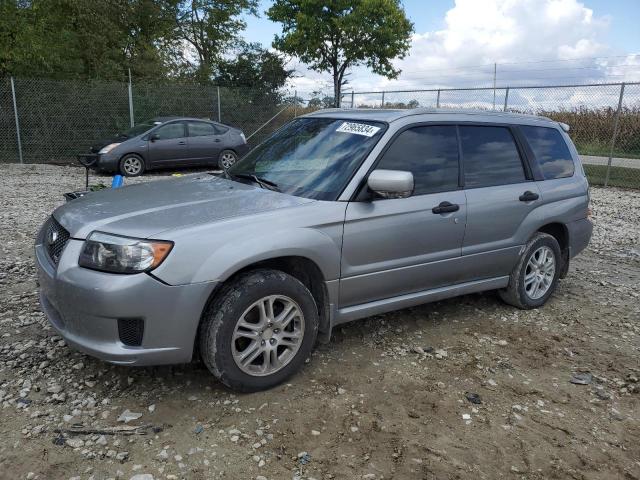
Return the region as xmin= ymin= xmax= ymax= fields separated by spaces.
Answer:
xmin=177 ymin=141 xmax=186 ymax=145
xmin=432 ymin=201 xmax=460 ymax=214
xmin=519 ymin=191 xmax=539 ymax=202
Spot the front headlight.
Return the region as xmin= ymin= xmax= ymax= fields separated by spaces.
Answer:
xmin=79 ymin=232 xmax=173 ymax=274
xmin=98 ymin=143 xmax=121 ymax=154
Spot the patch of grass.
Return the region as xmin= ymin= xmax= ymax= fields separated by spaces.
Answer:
xmin=576 ymin=142 xmax=640 ymax=159
xmin=584 ymin=164 xmax=640 ymax=189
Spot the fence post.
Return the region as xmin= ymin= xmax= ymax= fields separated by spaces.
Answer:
xmin=10 ymin=77 xmax=23 ymax=164
xmin=294 ymin=90 xmax=297 ymax=117
xmin=351 ymin=90 xmax=355 ymax=109
xmin=436 ymin=89 xmax=441 ymax=108
xmin=604 ymin=82 xmax=625 ymax=187
xmin=217 ymin=86 xmax=221 ymax=122
xmin=503 ymin=87 xmax=510 ymax=112
xmin=381 ymin=91 xmax=385 ymax=108
xmin=128 ymin=68 xmax=134 ymax=128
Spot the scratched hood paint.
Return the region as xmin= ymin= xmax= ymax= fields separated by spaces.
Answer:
xmin=54 ymin=174 xmax=314 ymax=239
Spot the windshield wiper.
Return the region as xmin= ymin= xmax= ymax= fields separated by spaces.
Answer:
xmin=229 ymin=172 xmax=280 ymax=192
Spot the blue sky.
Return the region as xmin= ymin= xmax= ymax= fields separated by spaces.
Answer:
xmin=241 ymin=0 xmax=640 ymax=96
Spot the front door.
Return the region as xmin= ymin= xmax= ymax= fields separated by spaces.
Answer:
xmin=147 ymin=121 xmax=189 ymax=166
xmin=340 ymin=125 xmax=467 ymax=308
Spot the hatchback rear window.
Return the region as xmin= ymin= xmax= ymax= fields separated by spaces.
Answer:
xmin=521 ymin=126 xmax=575 ymax=179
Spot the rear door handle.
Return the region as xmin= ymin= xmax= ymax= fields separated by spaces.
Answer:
xmin=214 ymin=138 xmax=221 ymax=143
xmin=432 ymin=201 xmax=460 ymax=214
xmin=519 ymin=190 xmax=539 ymax=202
xmin=177 ymin=141 xmax=186 ymax=145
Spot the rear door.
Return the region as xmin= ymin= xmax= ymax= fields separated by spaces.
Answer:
xmin=187 ymin=121 xmax=225 ymax=165
xmin=459 ymin=124 xmax=542 ymax=280
xmin=340 ymin=125 xmax=467 ymax=307
xmin=147 ymin=121 xmax=189 ymax=167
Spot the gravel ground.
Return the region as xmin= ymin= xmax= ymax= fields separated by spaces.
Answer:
xmin=0 ymin=163 xmax=639 ymax=480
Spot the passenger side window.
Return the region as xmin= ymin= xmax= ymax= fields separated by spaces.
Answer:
xmin=376 ymin=126 xmax=459 ymax=195
xmin=154 ymin=123 xmax=185 ymax=140
xmin=213 ymin=124 xmax=228 ymax=135
xmin=521 ymin=126 xmax=575 ymax=179
xmin=460 ymin=126 xmax=526 ymax=188
xmin=188 ymin=122 xmax=216 ymax=137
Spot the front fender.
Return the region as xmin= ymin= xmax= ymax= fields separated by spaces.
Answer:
xmin=195 ymin=227 xmax=342 ymax=283
xmin=151 ymin=201 xmax=347 ymax=286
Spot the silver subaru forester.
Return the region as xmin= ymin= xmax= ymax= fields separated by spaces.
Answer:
xmin=35 ymin=108 xmax=592 ymax=392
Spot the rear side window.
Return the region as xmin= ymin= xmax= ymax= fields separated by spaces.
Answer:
xmin=188 ymin=122 xmax=216 ymax=137
xmin=377 ymin=126 xmax=459 ymax=195
xmin=154 ymin=122 xmax=185 ymax=140
xmin=521 ymin=126 xmax=575 ymax=179
xmin=460 ymin=126 xmax=526 ymax=188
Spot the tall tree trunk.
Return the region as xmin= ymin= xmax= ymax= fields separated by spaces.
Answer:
xmin=332 ymin=62 xmax=341 ymax=107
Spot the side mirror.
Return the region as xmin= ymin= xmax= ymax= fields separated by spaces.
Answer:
xmin=367 ymin=169 xmax=414 ymax=199
xmin=149 ymin=133 xmax=160 ymax=142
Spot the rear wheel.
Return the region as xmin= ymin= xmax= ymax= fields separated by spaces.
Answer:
xmin=499 ymin=232 xmax=562 ymax=309
xmin=218 ymin=150 xmax=238 ymax=170
xmin=119 ymin=154 xmax=145 ymax=177
xmin=199 ymin=269 xmax=318 ymax=392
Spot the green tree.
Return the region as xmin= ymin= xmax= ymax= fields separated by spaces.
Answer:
xmin=215 ymin=42 xmax=293 ymax=101
xmin=0 ymin=0 xmax=180 ymax=80
xmin=267 ymin=0 xmax=413 ymax=107
xmin=176 ymin=0 xmax=259 ymax=81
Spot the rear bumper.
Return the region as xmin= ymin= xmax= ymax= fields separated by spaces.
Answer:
xmin=35 ymin=229 xmax=216 ymax=366
xmin=567 ymin=217 xmax=592 ymax=258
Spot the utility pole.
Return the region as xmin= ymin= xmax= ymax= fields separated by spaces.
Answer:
xmin=128 ymin=68 xmax=134 ymax=128
xmin=492 ymin=62 xmax=497 ymax=110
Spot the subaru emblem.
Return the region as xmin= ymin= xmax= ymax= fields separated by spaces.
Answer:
xmin=48 ymin=229 xmax=58 ymax=246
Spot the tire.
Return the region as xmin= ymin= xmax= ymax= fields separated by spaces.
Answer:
xmin=218 ymin=150 xmax=238 ymax=170
xmin=119 ymin=154 xmax=145 ymax=177
xmin=499 ymin=232 xmax=562 ymax=309
xmin=199 ymin=269 xmax=319 ymax=392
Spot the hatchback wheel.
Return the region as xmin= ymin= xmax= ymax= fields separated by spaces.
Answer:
xmin=119 ymin=154 xmax=145 ymax=177
xmin=499 ymin=232 xmax=562 ymax=309
xmin=199 ymin=269 xmax=318 ymax=392
xmin=218 ymin=150 xmax=238 ymax=170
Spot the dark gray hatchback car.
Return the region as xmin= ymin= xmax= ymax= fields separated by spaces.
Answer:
xmin=91 ymin=117 xmax=249 ymax=176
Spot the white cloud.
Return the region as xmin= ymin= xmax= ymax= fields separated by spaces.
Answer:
xmin=286 ymin=0 xmax=639 ymax=102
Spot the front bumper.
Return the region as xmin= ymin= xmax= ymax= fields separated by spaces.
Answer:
xmin=35 ymin=227 xmax=216 ymax=366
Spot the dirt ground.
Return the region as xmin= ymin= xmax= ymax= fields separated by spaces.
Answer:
xmin=0 ymin=164 xmax=639 ymax=480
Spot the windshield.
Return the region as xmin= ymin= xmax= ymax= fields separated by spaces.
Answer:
xmin=118 ymin=121 xmax=157 ymax=138
xmin=227 ymin=117 xmax=386 ymax=200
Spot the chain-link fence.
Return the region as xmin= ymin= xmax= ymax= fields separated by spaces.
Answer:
xmin=342 ymin=82 xmax=640 ymax=189
xmin=0 ymin=76 xmax=304 ymax=166
xmin=2 ymin=76 xmax=640 ymax=189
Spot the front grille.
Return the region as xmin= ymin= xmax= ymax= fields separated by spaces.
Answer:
xmin=118 ymin=318 xmax=144 ymax=347
xmin=44 ymin=217 xmax=70 ymax=265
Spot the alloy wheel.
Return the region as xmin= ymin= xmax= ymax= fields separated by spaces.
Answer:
xmin=122 ymin=157 xmax=142 ymax=176
xmin=231 ymin=295 xmax=305 ymax=376
xmin=220 ymin=152 xmax=237 ymax=169
xmin=524 ymin=246 xmax=556 ymax=300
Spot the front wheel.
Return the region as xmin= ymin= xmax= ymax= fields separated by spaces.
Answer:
xmin=499 ymin=232 xmax=562 ymax=309
xmin=199 ymin=269 xmax=318 ymax=392
xmin=119 ymin=154 xmax=145 ymax=177
xmin=218 ymin=150 xmax=238 ymax=170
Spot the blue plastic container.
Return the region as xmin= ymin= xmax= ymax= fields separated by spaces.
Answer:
xmin=111 ymin=175 xmax=124 ymax=188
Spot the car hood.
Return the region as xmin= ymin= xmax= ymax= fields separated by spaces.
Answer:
xmin=54 ymin=174 xmax=314 ymax=239
xmin=89 ymin=135 xmax=131 ymax=153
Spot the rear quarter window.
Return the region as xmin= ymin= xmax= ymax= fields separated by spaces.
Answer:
xmin=521 ymin=126 xmax=575 ymax=179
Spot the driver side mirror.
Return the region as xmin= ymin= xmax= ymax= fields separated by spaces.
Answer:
xmin=149 ymin=133 xmax=160 ymax=142
xmin=367 ymin=169 xmax=414 ymax=199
